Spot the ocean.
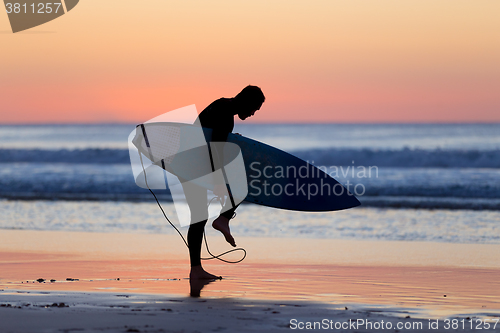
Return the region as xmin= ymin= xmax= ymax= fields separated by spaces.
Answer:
xmin=1 ymin=123 xmax=499 ymax=244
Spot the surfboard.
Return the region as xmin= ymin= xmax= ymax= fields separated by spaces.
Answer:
xmin=132 ymin=122 xmax=360 ymax=212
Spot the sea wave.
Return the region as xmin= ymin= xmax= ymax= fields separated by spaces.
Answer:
xmin=2 ymin=148 xmax=499 ymax=168
xmin=1 ymin=193 xmax=498 ymax=210
xmin=293 ymin=148 xmax=500 ymax=168
xmin=359 ymin=196 xmax=500 ymax=211
xmin=0 ymin=148 xmax=130 ymax=164
xmin=2 ymin=200 xmax=499 ymax=243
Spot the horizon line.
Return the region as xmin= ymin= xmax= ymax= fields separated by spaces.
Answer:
xmin=1 ymin=121 xmax=500 ymax=126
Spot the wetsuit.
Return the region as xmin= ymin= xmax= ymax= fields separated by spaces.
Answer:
xmin=185 ymin=98 xmax=240 ymax=267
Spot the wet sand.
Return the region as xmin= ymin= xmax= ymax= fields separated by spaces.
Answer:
xmin=1 ymin=230 xmax=500 ymax=332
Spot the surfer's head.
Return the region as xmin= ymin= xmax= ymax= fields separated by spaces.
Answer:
xmin=235 ymin=85 xmax=265 ymax=120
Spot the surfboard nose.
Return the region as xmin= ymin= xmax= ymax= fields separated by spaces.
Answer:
xmin=344 ymin=192 xmax=362 ymax=210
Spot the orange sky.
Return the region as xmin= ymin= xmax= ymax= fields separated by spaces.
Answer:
xmin=1 ymin=0 xmax=499 ymax=123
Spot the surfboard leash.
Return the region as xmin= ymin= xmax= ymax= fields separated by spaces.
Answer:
xmin=138 ymin=152 xmax=246 ymax=264
xmin=204 ymin=197 xmax=246 ymax=264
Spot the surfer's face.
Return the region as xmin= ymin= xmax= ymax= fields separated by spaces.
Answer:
xmin=238 ymin=105 xmax=260 ymax=120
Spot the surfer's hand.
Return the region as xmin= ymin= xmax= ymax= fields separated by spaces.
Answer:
xmin=234 ymin=133 xmax=241 ymax=136
xmin=213 ymin=184 xmax=226 ymax=205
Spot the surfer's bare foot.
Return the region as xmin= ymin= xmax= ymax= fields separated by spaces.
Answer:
xmin=189 ymin=265 xmax=221 ymax=280
xmin=212 ymin=216 xmax=236 ymax=247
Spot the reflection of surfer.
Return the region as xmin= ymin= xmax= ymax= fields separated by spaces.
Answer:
xmin=186 ymin=85 xmax=265 ymax=280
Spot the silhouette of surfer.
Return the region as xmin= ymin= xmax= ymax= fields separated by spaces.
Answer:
xmin=185 ymin=85 xmax=265 ymax=281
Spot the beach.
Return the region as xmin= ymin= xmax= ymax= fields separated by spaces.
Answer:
xmin=1 ymin=124 xmax=500 ymax=332
xmin=1 ymin=227 xmax=500 ymax=332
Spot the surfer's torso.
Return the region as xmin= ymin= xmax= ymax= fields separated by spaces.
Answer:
xmin=197 ymin=98 xmax=235 ymax=142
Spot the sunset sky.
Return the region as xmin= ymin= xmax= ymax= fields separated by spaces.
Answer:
xmin=1 ymin=1 xmax=499 ymax=123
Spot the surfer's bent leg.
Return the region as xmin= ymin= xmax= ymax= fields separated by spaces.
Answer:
xmin=212 ymin=202 xmax=240 ymax=247
xmin=220 ymin=204 xmax=239 ymax=220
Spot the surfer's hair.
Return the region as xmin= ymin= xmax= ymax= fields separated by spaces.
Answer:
xmin=235 ymin=85 xmax=265 ymax=108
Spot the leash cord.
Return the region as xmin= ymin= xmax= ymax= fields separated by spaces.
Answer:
xmin=139 ymin=152 xmax=246 ymax=263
